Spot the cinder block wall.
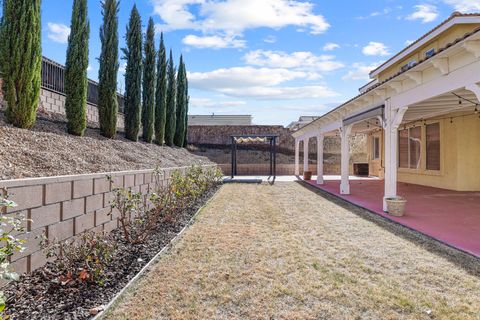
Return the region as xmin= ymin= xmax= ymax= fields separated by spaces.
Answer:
xmin=0 ymin=79 xmax=125 ymax=131
xmin=38 ymin=88 xmax=125 ymax=130
xmin=0 ymin=165 xmax=214 ymax=275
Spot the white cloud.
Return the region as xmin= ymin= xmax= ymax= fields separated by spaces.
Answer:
xmin=443 ymin=0 xmax=480 ymax=12
xmin=190 ymin=97 xmax=246 ymax=109
xmin=323 ymin=42 xmax=340 ymax=51
xmin=342 ymin=62 xmax=383 ymax=81
xmin=405 ymin=39 xmax=415 ymax=46
xmin=217 ymin=86 xmax=338 ymax=100
xmin=362 ymin=42 xmax=390 ymax=56
xmin=188 ymin=66 xmax=338 ymax=100
xmin=406 ymin=4 xmax=438 ymax=23
xmin=182 ymin=33 xmax=246 ymax=49
xmin=47 ymin=23 xmax=70 ymax=44
xmin=151 ymin=0 xmax=330 ymax=38
xmin=189 ymin=67 xmax=311 ymax=89
xmin=263 ymin=35 xmax=277 ymax=44
xmin=243 ymin=50 xmax=344 ymax=72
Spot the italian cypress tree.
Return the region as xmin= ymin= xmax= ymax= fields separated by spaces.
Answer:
xmin=165 ymin=50 xmax=176 ymax=147
xmin=142 ymin=18 xmax=156 ymax=143
xmin=122 ymin=5 xmax=142 ymax=141
xmin=154 ymin=33 xmax=167 ymax=145
xmin=0 ymin=0 xmax=42 ymax=129
xmin=64 ymin=0 xmax=90 ymax=136
xmin=183 ymin=78 xmax=189 ymax=147
xmin=174 ymin=56 xmax=186 ymax=147
xmin=98 ymin=0 xmax=119 ymax=139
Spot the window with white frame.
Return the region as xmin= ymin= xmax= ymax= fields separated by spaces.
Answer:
xmin=425 ymin=48 xmax=435 ymax=58
xmin=401 ymin=59 xmax=417 ymax=72
xmin=372 ymin=136 xmax=380 ymax=160
xmin=398 ymin=126 xmax=422 ymax=169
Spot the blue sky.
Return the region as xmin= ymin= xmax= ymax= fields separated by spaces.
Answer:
xmin=41 ymin=0 xmax=480 ymax=125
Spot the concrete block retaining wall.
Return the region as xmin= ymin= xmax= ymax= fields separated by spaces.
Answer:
xmin=38 ymin=88 xmax=125 ymax=130
xmin=0 ymin=166 xmax=213 ymax=275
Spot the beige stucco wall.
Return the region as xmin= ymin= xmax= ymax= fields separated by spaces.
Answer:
xmin=368 ymin=114 xmax=480 ymax=191
xmin=378 ymin=24 xmax=479 ymax=82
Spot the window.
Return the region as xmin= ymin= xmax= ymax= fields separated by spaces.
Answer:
xmin=398 ymin=127 xmax=422 ymax=169
xmin=425 ymin=48 xmax=435 ymax=58
xmin=426 ymin=123 xmax=440 ymax=170
xmin=372 ymin=137 xmax=380 ymax=160
xmin=401 ymin=60 xmax=417 ymax=72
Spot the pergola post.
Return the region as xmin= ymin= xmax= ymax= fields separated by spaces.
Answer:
xmin=340 ymin=125 xmax=352 ymax=195
xmin=383 ymin=100 xmax=408 ymax=211
xmin=303 ymin=138 xmax=309 ymax=173
xmin=316 ymin=133 xmax=324 ymax=184
xmin=294 ymin=138 xmax=300 ymax=176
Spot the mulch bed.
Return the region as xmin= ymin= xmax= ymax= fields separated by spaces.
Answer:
xmin=4 ymin=187 xmax=220 ymax=320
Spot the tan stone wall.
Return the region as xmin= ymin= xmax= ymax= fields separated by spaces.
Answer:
xmin=0 ymin=165 xmax=215 ymax=274
xmin=187 ymin=125 xmax=352 ymax=155
xmin=218 ymin=163 xmax=351 ymax=176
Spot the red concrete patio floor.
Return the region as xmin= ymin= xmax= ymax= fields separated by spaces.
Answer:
xmin=305 ymin=179 xmax=480 ymax=258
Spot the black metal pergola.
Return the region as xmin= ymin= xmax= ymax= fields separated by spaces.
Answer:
xmin=230 ymin=134 xmax=279 ymax=179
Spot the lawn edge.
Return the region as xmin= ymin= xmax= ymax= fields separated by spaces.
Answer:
xmin=95 ymin=186 xmax=223 ymax=320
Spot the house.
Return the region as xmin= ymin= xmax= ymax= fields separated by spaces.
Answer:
xmin=292 ymin=12 xmax=480 ymax=212
xmin=188 ymin=114 xmax=253 ymax=126
xmin=286 ymin=116 xmax=320 ymax=131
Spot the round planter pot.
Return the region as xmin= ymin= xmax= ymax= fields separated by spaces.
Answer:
xmin=303 ymin=171 xmax=312 ymax=181
xmin=386 ymin=197 xmax=407 ymax=217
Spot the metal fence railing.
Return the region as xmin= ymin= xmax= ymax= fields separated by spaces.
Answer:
xmin=41 ymin=56 xmax=125 ymax=113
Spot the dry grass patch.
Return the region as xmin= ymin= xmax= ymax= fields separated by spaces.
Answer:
xmin=104 ymin=183 xmax=480 ymax=320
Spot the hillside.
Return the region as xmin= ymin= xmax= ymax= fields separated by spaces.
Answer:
xmin=0 ymin=113 xmax=212 ymax=181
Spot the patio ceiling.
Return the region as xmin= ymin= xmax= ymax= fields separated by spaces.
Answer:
xmin=403 ymin=88 xmax=479 ymax=122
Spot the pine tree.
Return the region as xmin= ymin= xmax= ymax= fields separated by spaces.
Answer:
xmin=0 ymin=0 xmax=42 ymax=129
xmin=142 ymin=18 xmax=156 ymax=143
xmin=165 ymin=50 xmax=176 ymax=147
xmin=174 ymin=56 xmax=186 ymax=147
xmin=154 ymin=33 xmax=167 ymax=145
xmin=64 ymin=0 xmax=90 ymax=136
xmin=98 ymin=0 xmax=119 ymax=138
xmin=122 ymin=5 xmax=142 ymax=141
xmin=183 ymin=77 xmax=189 ymax=147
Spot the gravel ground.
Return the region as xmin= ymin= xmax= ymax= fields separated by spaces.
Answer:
xmin=104 ymin=182 xmax=480 ymax=320
xmin=0 ymin=113 xmax=212 ymax=180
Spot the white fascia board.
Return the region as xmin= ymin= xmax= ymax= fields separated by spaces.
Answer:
xmin=370 ymin=16 xmax=480 ymax=78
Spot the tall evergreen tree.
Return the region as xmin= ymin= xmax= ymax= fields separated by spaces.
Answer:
xmin=155 ymin=33 xmax=167 ymax=145
xmin=183 ymin=77 xmax=189 ymax=147
xmin=174 ymin=56 xmax=186 ymax=147
xmin=0 ymin=0 xmax=42 ymax=129
xmin=122 ymin=5 xmax=142 ymax=141
xmin=142 ymin=18 xmax=156 ymax=143
xmin=165 ymin=49 xmax=176 ymax=147
xmin=64 ymin=0 xmax=90 ymax=136
xmin=98 ymin=0 xmax=119 ymax=138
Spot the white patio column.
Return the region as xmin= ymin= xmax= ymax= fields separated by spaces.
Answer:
xmin=294 ymin=139 xmax=300 ymax=176
xmin=316 ymin=133 xmax=325 ymax=184
xmin=383 ymin=100 xmax=408 ymax=211
xmin=303 ymin=138 xmax=309 ymax=173
xmin=340 ymin=125 xmax=352 ymax=195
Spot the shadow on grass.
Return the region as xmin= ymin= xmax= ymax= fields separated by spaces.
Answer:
xmin=297 ymin=180 xmax=480 ymax=278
